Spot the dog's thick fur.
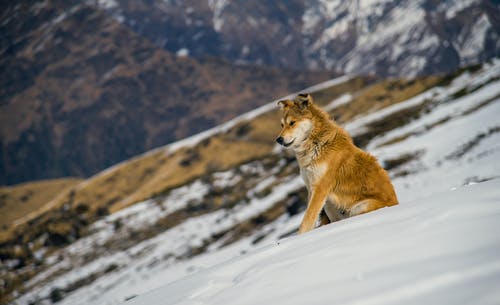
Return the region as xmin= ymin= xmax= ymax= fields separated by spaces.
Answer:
xmin=276 ymin=93 xmax=398 ymax=234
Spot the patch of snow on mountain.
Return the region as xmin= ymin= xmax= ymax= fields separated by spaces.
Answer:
xmin=374 ymin=84 xmax=500 ymax=201
xmin=457 ymin=13 xmax=491 ymax=64
xmin=13 ymin=173 xmax=304 ymax=305
xmin=97 ymin=0 xmax=118 ymax=10
xmin=442 ymin=0 xmax=480 ymax=19
xmin=212 ymin=170 xmax=241 ymax=189
xmin=345 ymin=59 xmax=500 ymax=136
xmin=301 ymin=6 xmax=322 ymax=35
xmin=346 ymin=60 xmax=500 ymax=201
xmin=344 ymin=2 xmax=428 ymax=75
xmin=324 ymin=93 xmax=352 ymax=111
xmin=300 ymin=0 xmax=489 ymax=75
xmin=232 ymin=176 xmax=302 ymax=222
xmin=207 ymin=0 xmax=229 ymax=32
xmin=176 ymin=48 xmax=189 ymax=57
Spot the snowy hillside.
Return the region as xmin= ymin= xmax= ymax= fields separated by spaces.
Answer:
xmin=348 ymin=60 xmax=500 ymax=201
xmin=9 ymin=60 xmax=500 ymax=305
xmin=127 ymin=178 xmax=500 ymax=305
xmin=94 ymin=0 xmax=500 ymax=76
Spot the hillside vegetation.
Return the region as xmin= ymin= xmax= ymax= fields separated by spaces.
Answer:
xmin=0 ymin=178 xmax=82 ymax=229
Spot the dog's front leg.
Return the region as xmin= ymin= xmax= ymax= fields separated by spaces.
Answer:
xmin=299 ymin=184 xmax=329 ymax=234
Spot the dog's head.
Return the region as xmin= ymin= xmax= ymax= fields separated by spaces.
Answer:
xmin=275 ymin=93 xmax=314 ymax=149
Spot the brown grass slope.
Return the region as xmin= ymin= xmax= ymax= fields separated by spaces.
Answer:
xmin=0 ymin=178 xmax=82 ymax=229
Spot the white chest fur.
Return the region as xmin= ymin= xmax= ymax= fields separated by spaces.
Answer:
xmin=299 ymin=162 xmax=327 ymax=191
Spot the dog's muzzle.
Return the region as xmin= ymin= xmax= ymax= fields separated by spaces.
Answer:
xmin=276 ymin=137 xmax=294 ymax=147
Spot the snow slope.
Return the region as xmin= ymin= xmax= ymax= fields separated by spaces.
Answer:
xmin=350 ymin=60 xmax=500 ymax=202
xmin=127 ymin=179 xmax=500 ymax=305
xmin=11 ymin=61 xmax=500 ymax=305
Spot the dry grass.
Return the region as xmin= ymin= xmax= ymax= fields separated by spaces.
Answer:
xmin=331 ymin=76 xmax=442 ymax=124
xmin=0 ymin=178 xmax=82 ymax=229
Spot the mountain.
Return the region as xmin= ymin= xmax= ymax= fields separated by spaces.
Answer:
xmin=0 ymin=0 xmax=334 ymax=185
xmin=95 ymin=0 xmax=500 ymax=76
xmin=2 ymin=59 xmax=499 ymax=305
xmin=3 ymin=0 xmax=499 ymax=185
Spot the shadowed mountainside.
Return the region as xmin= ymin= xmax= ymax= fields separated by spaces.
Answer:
xmin=0 ymin=0 xmax=335 ymax=185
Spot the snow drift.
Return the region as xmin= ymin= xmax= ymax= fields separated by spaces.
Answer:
xmin=127 ymin=179 xmax=500 ymax=305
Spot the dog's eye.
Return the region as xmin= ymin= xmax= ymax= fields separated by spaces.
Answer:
xmin=280 ymin=123 xmax=284 ymax=127
xmin=290 ymin=121 xmax=296 ymax=126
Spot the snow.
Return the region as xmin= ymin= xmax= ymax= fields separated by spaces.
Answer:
xmin=299 ymin=0 xmax=488 ymax=75
xmin=301 ymin=5 xmax=323 ymax=35
xmin=374 ymin=87 xmax=500 ymax=202
xmin=368 ymin=82 xmax=500 ymax=151
xmin=212 ymin=170 xmax=241 ymax=189
xmin=344 ymin=60 xmax=500 ymax=202
xmin=324 ymin=93 xmax=352 ymax=111
xmin=297 ymin=75 xmax=351 ymax=94
xmin=345 ymin=59 xmax=500 ymax=136
xmin=97 ymin=0 xmax=118 ymax=10
xmin=457 ymin=13 xmax=491 ymax=64
xmin=304 ymin=0 xmax=433 ymax=74
xmin=443 ymin=0 xmax=480 ymax=19
xmin=13 ymin=171 xmax=304 ymax=305
xmin=176 ymin=48 xmax=189 ymax=57
xmin=91 ymin=0 xmax=490 ymax=76
xmin=207 ymin=0 xmax=229 ymax=32
xmin=127 ymin=178 xmax=500 ymax=305
xmin=358 ymin=4 xmax=424 ymax=46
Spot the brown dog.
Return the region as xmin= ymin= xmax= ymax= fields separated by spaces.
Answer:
xmin=276 ymin=93 xmax=398 ymax=233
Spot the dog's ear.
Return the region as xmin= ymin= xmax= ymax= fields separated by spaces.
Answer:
xmin=296 ymin=93 xmax=313 ymax=109
xmin=277 ymin=99 xmax=294 ymax=110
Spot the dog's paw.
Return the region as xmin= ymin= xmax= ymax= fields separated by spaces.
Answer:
xmin=349 ymin=201 xmax=368 ymax=216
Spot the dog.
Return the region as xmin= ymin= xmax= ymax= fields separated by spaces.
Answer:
xmin=276 ymin=93 xmax=398 ymax=234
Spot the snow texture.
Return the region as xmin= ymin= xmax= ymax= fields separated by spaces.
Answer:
xmin=127 ymin=179 xmax=500 ymax=305
xmin=324 ymin=93 xmax=353 ymax=111
xmin=301 ymin=0 xmax=490 ymax=76
xmin=92 ymin=0 xmax=494 ymax=76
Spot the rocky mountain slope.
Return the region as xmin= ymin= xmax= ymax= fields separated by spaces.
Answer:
xmin=95 ymin=0 xmax=500 ymax=76
xmin=2 ymin=59 xmax=499 ymax=305
xmin=0 ymin=0 xmax=334 ymax=185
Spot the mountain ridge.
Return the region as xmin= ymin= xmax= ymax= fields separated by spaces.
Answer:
xmin=95 ymin=0 xmax=500 ymax=76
